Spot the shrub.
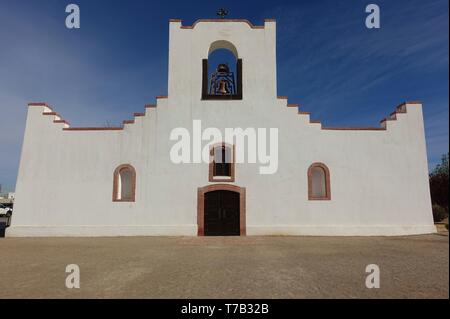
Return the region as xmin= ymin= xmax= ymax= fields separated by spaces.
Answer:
xmin=432 ymin=204 xmax=448 ymax=223
xmin=430 ymin=153 xmax=449 ymax=211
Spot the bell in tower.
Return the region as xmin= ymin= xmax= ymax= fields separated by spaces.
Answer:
xmin=209 ymin=63 xmax=236 ymax=96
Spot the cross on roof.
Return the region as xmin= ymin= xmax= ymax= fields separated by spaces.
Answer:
xmin=217 ymin=8 xmax=228 ymax=19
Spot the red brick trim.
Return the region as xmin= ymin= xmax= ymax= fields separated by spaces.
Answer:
xmin=396 ymin=101 xmax=421 ymax=108
xmin=308 ymin=163 xmax=331 ymax=201
xmin=197 ymin=184 xmax=246 ymax=236
xmin=322 ymin=127 xmax=386 ymax=131
xmin=29 ymin=97 xmax=168 ymax=132
xmin=396 ymin=106 xmax=407 ymax=113
xmin=28 ymin=102 xmax=51 ymax=107
xmin=380 ymin=117 xmax=393 ymax=123
xmin=112 ymin=164 xmax=136 ymax=202
xmin=379 ymin=101 xmax=421 ymax=124
xmin=178 ymin=19 xmax=265 ymax=29
xmin=63 ymin=127 xmax=123 ymax=131
xmin=301 ymin=112 xmax=385 ymax=129
xmin=208 ymin=143 xmax=235 ymax=182
xmin=54 ymin=120 xmax=70 ymax=125
xmin=32 ymin=99 xmax=420 ymax=133
xmin=29 ymin=103 xmax=54 ymax=113
xmin=42 ymin=112 xmax=60 ymax=117
xmin=380 ymin=114 xmax=398 ymax=124
xmin=42 ymin=111 xmax=71 ymax=126
xmin=290 ymin=99 xmax=422 ymax=131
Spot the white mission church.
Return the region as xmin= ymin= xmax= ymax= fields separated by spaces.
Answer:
xmin=9 ymin=19 xmax=436 ymax=237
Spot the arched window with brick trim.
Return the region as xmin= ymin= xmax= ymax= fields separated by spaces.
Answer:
xmin=308 ymin=163 xmax=331 ymax=200
xmin=113 ymin=164 xmax=136 ymax=202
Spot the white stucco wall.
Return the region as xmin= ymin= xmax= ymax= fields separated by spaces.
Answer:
xmin=8 ymin=19 xmax=435 ymax=237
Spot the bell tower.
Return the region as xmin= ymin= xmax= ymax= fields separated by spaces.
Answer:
xmin=167 ymin=18 xmax=277 ymax=103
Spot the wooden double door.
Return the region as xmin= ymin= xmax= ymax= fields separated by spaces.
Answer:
xmin=204 ymin=190 xmax=240 ymax=236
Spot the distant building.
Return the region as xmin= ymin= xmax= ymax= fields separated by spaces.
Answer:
xmin=9 ymin=18 xmax=435 ymax=237
xmin=0 ymin=192 xmax=14 ymax=205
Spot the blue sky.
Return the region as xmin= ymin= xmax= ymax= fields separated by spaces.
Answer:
xmin=0 ymin=0 xmax=448 ymax=192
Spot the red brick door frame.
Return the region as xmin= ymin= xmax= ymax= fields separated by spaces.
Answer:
xmin=197 ymin=184 xmax=246 ymax=236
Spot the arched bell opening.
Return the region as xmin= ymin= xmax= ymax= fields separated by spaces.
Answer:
xmin=202 ymin=40 xmax=243 ymax=100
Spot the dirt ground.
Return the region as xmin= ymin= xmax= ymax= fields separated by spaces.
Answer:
xmin=0 ymin=234 xmax=448 ymax=298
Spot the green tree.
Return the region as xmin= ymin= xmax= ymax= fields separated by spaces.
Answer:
xmin=429 ymin=153 xmax=449 ymax=221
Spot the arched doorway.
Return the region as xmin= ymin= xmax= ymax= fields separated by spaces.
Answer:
xmin=197 ymin=184 xmax=246 ymax=236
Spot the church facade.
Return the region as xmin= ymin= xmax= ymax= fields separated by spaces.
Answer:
xmin=9 ymin=19 xmax=436 ymax=237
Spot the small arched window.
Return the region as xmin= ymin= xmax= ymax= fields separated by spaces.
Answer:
xmin=113 ymin=164 xmax=136 ymax=202
xmin=308 ymin=163 xmax=331 ymax=200
xmin=209 ymin=143 xmax=235 ymax=182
